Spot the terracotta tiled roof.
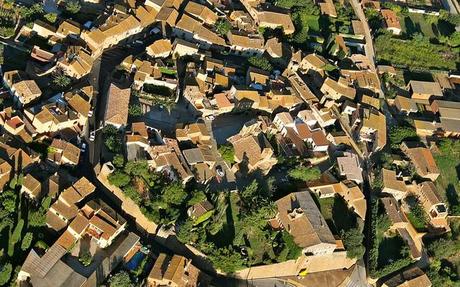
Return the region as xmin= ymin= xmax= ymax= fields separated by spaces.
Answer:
xmin=276 ymin=191 xmax=336 ymax=249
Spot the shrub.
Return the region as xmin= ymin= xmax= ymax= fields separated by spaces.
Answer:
xmin=21 ymin=232 xmax=33 ymax=251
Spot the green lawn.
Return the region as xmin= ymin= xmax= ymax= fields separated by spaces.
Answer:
xmin=304 ymin=15 xmax=320 ymax=33
xmin=434 ymin=152 xmax=460 ymax=214
xmin=313 ymin=194 xmax=357 ymax=234
xmin=407 ymin=212 xmax=426 ymax=231
xmin=400 ymin=13 xmax=455 ymax=39
xmin=401 ymin=13 xmax=435 ymax=38
xmin=378 ymin=235 xmax=408 ymax=267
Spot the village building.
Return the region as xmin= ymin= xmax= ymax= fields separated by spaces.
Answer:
xmin=47 ymin=138 xmax=81 ymax=166
xmin=46 ymin=177 xmax=96 ymax=232
xmin=321 ymin=77 xmax=356 ymax=101
xmin=337 ymin=152 xmax=363 ymax=184
xmin=21 ymin=174 xmax=42 ymax=200
xmin=408 ymin=80 xmax=443 ymax=105
xmin=416 ymin=182 xmax=449 ymax=230
xmin=231 ymin=132 xmax=277 ymax=175
xmin=3 ymin=70 xmax=42 ymax=105
xmin=382 ymin=267 xmax=432 ymax=287
xmin=400 ymin=142 xmax=440 ymax=181
xmin=20 ymin=199 xmax=139 ymax=287
xmin=146 ymin=39 xmax=173 ymax=58
xmin=146 ymin=253 xmax=203 ymax=287
xmin=104 ymin=83 xmax=131 ymax=129
xmin=382 ymin=168 xmax=408 ymax=201
xmin=275 ymin=191 xmax=337 ymax=255
xmin=381 ymin=9 xmax=402 ymax=35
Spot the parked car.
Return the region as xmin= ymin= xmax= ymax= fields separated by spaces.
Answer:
xmin=216 ymin=165 xmax=225 ymax=177
xmin=87 ymin=110 xmax=93 ymax=117
xmin=89 ymin=131 xmax=96 ymax=142
xmin=81 ymin=143 xmax=87 ymax=153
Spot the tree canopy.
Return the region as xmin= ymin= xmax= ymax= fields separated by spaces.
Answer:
xmin=108 ymin=271 xmax=133 ymax=287
xmin=65 ymin=0 xmax=81 ymax=14
xmin=248 ymin=56 xmax=273 ymax=72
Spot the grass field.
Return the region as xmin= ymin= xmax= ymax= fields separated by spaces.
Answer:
xmin=434 ymin=152 xmax=460 ymax=214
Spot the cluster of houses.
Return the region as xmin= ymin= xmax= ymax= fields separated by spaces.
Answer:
xmin=17 ymin=170 xmax=208 ymax=287
xmin=0 ymin=0 xmax=458 ymax=284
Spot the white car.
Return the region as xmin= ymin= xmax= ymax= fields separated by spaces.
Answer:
xmin=81 ymin=143 xmax=87 ymax=152
xmin=216 ymin=165 xmax=225 ymax=177
xmin=205 ymin=115 xmax=215 ymax=121
xmin=89 ymin=131 xmax=96 ymax=142
xmin=88 ymin=110 xmax=93 ymax=117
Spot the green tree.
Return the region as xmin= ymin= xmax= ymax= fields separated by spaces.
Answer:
xmin=389 ymin=126 xmax=418 ymax=148
xmin=112 ymin=154 xmax=125 ymax=168
xmin=108 ymin=271 xmax=133 ymax=287
xmin=448 ymin=31 xmax=460 ymax=47
xmin=108 ymin=171 xmax=131 ymax=187
xmin=1 ymin=190 xmax=17 ymax=213
xmin=41 ymin=196 xmax=52 ymax=210
xmin=162 ymin=183 xmax=187 ymax=205
xmin=21 ymin=232 xmax=33 ymax=251
xmin=240 ymin=180 xmax=271 ymax=208
xmin=28 ymin=209 xmax=46 ymax=227
xmin=216 ymin=18 xmax=232 ymax=36
xmin=44 ymin=13 xmax=57 ymax=23
xmin=9 ymin=219 xmax=24 ymax=256
xmin=52 ymin=73 xmax=71 ymax=88
xmin=208 ymin=247 xmax=245 ymax=273
xmin=176 ymin=219 xmax=199 ymax=243
xmin=219 ymin=145 xmax=235 ymax=164
xmin=0 ymin=263 xmax=12 ymax=286
xmin=187 ymin=190 xmax=207 ymax=206
xmin=79 ymin=251 xmax=92 ymax=266
xmin=124 ymin=160 xmax=150 ymax=177
xmin=341 ymin=228 xmax=365 ymax=259
xmin=65 ymin=0 xmax=81 ymax=14
xmin=288 ymin=166 xmax=321 ymax=181
xmin=248 ymin=56 xmax=273 ymax=71
xmin=128 ymin=104 xmax=142 ymax=117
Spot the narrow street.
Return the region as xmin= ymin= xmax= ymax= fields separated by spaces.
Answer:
xmin=349 ymin=0 xmax=376 ymax=72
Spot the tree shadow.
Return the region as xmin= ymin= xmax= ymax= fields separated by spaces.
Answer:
xmin=446 ymin=184 xmax=459 ymax=211
xmin=332 ymin=196 xmax=357 ymax=233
